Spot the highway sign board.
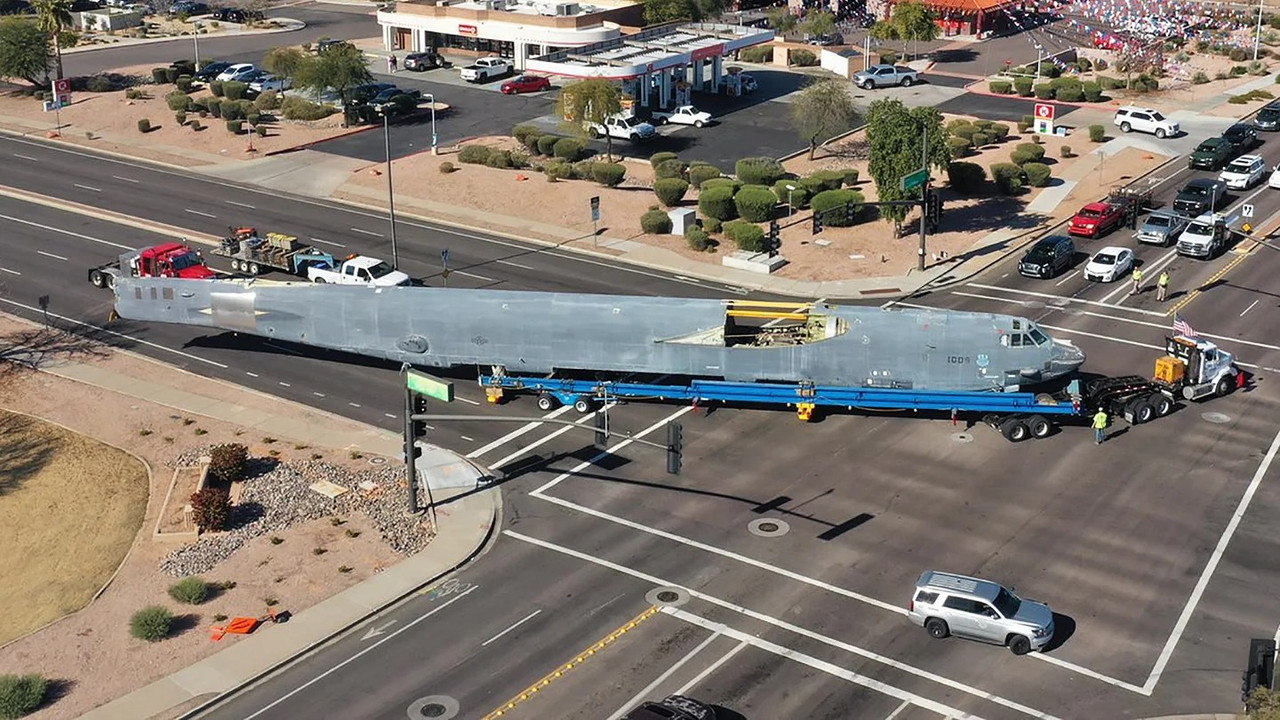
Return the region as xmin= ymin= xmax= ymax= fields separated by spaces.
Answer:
xmin=900 ymin=168 xmax=929 ymax=192
xmin=590 ymin=195 xmax=601 ymax=223
xmin=1243 ymin=203 xmax=1255 ymax=218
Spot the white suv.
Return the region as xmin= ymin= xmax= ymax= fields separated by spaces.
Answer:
xmin=907 ymin=570 xmax=1055 ymax=655
xmin=1114 ymin=106 xmax=1179 ymax=138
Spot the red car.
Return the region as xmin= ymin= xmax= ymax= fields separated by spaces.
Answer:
xmin=500 ymin=75 xmax=551 ymax=94
xmin=1068 ymin=201 xmax=1125 ymax=238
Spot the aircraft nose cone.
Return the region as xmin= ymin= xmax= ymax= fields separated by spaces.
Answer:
xmin=1049 ymin=340 xmax=1086 ymax=376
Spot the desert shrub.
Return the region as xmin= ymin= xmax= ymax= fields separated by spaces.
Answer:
xmin=190 ymin=120 xmax=202 ymax=131
xmin=129 ymin=606 xmax=175 ymax=642
xmin=521 ymin=131 xmax=543 ymax=154
xmin=512 ymin=124 xmax=540 ymax=144
xmin=569 ymin=159 xmax=596 ymax=179
xmin=947 ymin=135 xmax=972 ymax=157
xmin=220 ymin=100 xmax=248 ymax=120
xmin=552 ymin=137 xmax=586 ymax=161
xmin=190 ymin=487 xmax=231 ymax=532
xmin=1012 ymin=142 xmax=1045 ymax=164
xmin=280 ymin=96 xmax=332 ymax=121
xmin=246 ymin=109 xmax=261 ymax=125
xmin=439 ymin=161 xmax=456 ymax=173
xmin=209 ymin=79 xmax=224 ymax=97
xmin=810 ymin=189 xmax=863 ymax=227
xmin=592 ymin=162 xmax=626 ymax=187
xmin=798 ymin=176 xmax=826 ymax=194
xmin=165 ymin=91 xmax=192 ymax=111
xmin=789 ymin=48 xmax=817 ymax=67
xmin=1098 ymin=75 xmax=1123 ymax=90
xmin=163 ymin=67 xmax=178 ymax=84
xmin=946 ymin=161 xmax=986 ymax=193
xmin=735 ymin=156 xmax=785 ymax=186
xmin=168 ymin=576 xmax=210 ymax=605
xmin=175 ymin=111 xmax=187 ymax=126
xmin=655 ymin=158 xmax=688 ymax=180
xmin=653 ymin=177 xmax=689 ymax=207
xmin=1132 ymin=74 xmax=1159 ymax=92
xmin=1023 ymin=162 xmax=1052 ymax=187
xmin=0 ymin=674 xmax=47 ymax=718
xmin=83 ymin=74 xmax=114 ymax=93
xmin=205 ymin=96 xmax=223 ymax=118
xmin=809 ymin=169 xmax=845 ymax=191
xmin=688 ymin=163 xmax=723 ymax=188
xmin=698 ymin=185 xmax=738 ymax=221
xmin=544 ymin=161 xmax=571 ymax=181
xmin=254 ymin=90 xmax=280 ymax=110
xmin=458 ymin=145 xmax=493 ymax=164
xmin=949 ymin=123 xmax=976 ymax=141
xmin=649 ymin=151 xmax=679 ymax=168
xmin=684 ymin=226 xmax=711 ymax=251
xmin=176 ymin=76 xmax=193 ymax=93
xmin=739 ymin=45 xmax=772 ymax=63
xmin=640 ymin=208 xmax=673 ymax=234
xmin=1088 ymin=124 xmax=1106 ymax=142
xmin=1038 ymin=61 xmax=1061 ymax=78
xmin=1013 ymin=77 xmax=1033 ymax=96
xmin=137 ymin=118 xmax=151 ymax=133
xmin=879 ymin=51 xmax=898 ymax=64
xmin=702 ymin=216 xmax=722 ymax=234
xmin=536 ymin=134 xmax=561 ymax=155
xmin=1082 ymin=81 xmax=1103 ymax=102
xmin=208 ymin=443 xmax=248 ymax=481
xmin=733 ymin=184 xmax=778 ymax=222
xmin=151 ymin=67 xmax=168 ymax=84
xmin=485 ymin=149 xmax=513 ymax=169
xmin=1230 ymin=46 xmax=1249 ymax=61
xmin=724 ymin=219 xmax=766 ymax=252
xmin=1033 ymin=84 xmax=1054 ymax=99
xmin=1018 ymin=114 xmax=1034 ymax=132
xmin=772 ymin=180 xmax=810 ymax=209
xmin=841 ymin=168 xmax=859 ymax=186
xmin=700 ymin=177 xmax=742 ymax=194
xmin=223 ymin=81 xmax=248 ymax=101
xmin=989 ymin=80 xmax=1013 ymax=94
xmin=971 ymin=132 xmax=990 ymax=147
xmin=990 ymin=162 xmax=1023 ymax=194
xmin=1054 ymin=84 xmax=1084 ymax=102
xmin=125 ymin=88 xmax=142 ymax=99
xmin=1077 ymin=57 xmax=1093 ymax=72
xmin=1060 ymin=145 xmax=1073 ymax=158
xmin=510 ymin=151 xmax=530 ymax=169
xmin=986 ymin=123 xmax=1010 ymax=142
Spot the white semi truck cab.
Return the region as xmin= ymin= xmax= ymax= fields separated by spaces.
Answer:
xmin=1155 ymin=334 xmax=1239 ymax=400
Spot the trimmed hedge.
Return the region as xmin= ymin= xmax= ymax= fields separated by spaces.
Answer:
xmin=688 ymin=163 xmax=722 ymax=188
xmin=773 ymin=180 xmax=810 ymax=209
xmin=641 ymin=207 xmax=673 ymax=234
xmin=810 ymin=189 xmax=863 ymax=227
xmin=789 ymin=48 xmax=817 ymax=67
xmin=841 ymin=168 xmax=859 ymax=186
xmin=209 ymin=80 xmax=224 ymax=97
xmin=458 ymin=145 xmax=493 ymax=164
xmin=654 ymin=158 xmax=688 ymax=180
xmin=946 ymin=161 xmax=986 ymax=193
xmin=222 ymin=81 xmax=248 ymax=101
xmin=734 ymin=184 xmax=778 ymax=222
xmin=165 ymin=91 xmax=192 ymax=111
xmin=137 ymin=118 xmax=151 ymax=133
xmin=990 ymin=162 xmax=1023 ymax=194
xmin=987 ymin=123 xmax=1010 ymax=142
xmin=989 ymin=80 xmax=1013 ymax=94
xmin=740 ymin=45 xmax=772 ymax=63
xmin=151 ymin=67 xmax=168 ymax=84
xmin=0 ymin=674 xmax=47 ymax=719
xmin=1082 ymin=81 xmax=1103 ymax=102
xmin=698 ymin=185 xmax=738 ymax=221
xmin=702 ymin=216 xmax=722 ymax=234
xmin=724 ymin=219 xmax=766 ymax=252
xmin=254 ymin=90 xmax=280 ymax=110
xmin=553 ymin=137 xmax=586 ymax=161
xmin=684 ymin=226 xmax=711 ymax=251
xmin=649 ymin=151 xmax=679 ymax=168
xmin=1033 ymin=84 xmax=1054 ymax=99
xmin=1010 ymin=142 xmax=1046 ymax=165
xmin=512 ymin=123 xmax=540 ymax=143
xmin=1014 ymin=77 xmax=1033 ymax=96
xmin=947 ymin=136 xmax=972 ymax=157
xmin=521 ymin=131 xmax=544 ymax=154
xmin=130 ymin=605 xmax=175 ymax=642
xmin=544 ymin=160 xmax=571 ymax=181
xmin=654 ymin=177 xmax=689 ymax=207
xmin=808 ymin=170 xmax=845 ymax=192
xmin=1023 ymin=162 xmax=1052 ymax=187
xmin=280 ymin=96 xmax=333 ymax=121
xmin=971 ymin=132 xmax=990 ymax=147
xmin=536 ymin=134 xmax=561 ymax=156
xmin=1089 ymin=124 xmax=1106 ymax=142
xmin=700 ymin=177 xmax=742 ymax=194
xmin=592 ymin=162 xmax=626 ymax=187
xmin=735 ymin=156 xmax=785 ymax=186
xmin=176 ymin=75 xmax=193 ymax=93
xmin=225 ymin=119 xmax=243 ymax=134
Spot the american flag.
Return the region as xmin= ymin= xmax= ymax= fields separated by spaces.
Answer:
xmin=1173 ymin=314 xmax=1197 ymax=338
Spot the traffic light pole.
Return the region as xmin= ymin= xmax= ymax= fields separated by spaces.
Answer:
xmin=918 ymin=124 xmax=929 ymax=272
xmin=403 ymin=385 xmax=420 ymax=515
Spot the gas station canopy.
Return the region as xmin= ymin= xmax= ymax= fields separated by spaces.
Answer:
xmin=525 ymin=22 xmax=775 ymax=80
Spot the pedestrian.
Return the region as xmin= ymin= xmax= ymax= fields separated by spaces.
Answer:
xmin=388 ymin=54 xmax=397 ymax=73
xmin=1157 ymin=270 xmax=1170 ymax=302
xmin=1093 ymin=409 xmax=1108 ymax=445
xmin=1130 ymin=267 xmax=1143 ymax=295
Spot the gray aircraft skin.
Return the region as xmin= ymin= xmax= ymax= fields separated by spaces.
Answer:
xmin=111 ymin=276 xmax=1085 ymax=390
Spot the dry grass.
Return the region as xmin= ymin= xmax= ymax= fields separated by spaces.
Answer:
xmin=0 ymin=410 xmax=148 ymax=646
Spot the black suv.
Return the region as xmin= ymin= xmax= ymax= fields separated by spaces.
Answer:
xmin=347 ymin=83 xmax=397 ymax=106
xmin=1222 ymin=122 xmax=1259 ymax=154
xmin=315 ymin=38 xmax=353 ymax=54
xmin=193 ymin=61 xmax=231 ymax=82
xmin=211 ymin=7 xmax=261 ymax=22
xmin=1018 ymin=235 xmax=1075 ymax=279
xmin=623 ymin=695 xmax=716 ymax=720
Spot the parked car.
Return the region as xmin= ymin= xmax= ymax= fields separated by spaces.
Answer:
xmin=1187 ymin=137 xmax=1235 ymax=170
xmin=1218 ymin=153 xmax=1266 ymax=190
xmin=1113 ymin=106 xmax=1179 ymax=138
xmin=215 ymin=63 xmax=258 ymax=82
xmin=500 ymin=75 xmax=551 ymax=94
xmin=853 ymin=64 xmax=918 ymax=89
xmin=346 ymin=82 xmax=397 ymax=106
xmin=1083 ymin=246 xmax=1135 ymax=283
xmin=1136 ymin=209 xmax=1190 ymax=246
xmin=651 ymin=104 xmax=714 ymax=127
xmin=805 ymin=32 xmax=843 ymax=45
xmin=907 ymin=570 xmax=1054 ymax=656
xmin=314 ymin=38 xmax=353 ymax=54
xmin=735 ymin=72 xmax=758 ymax=93
xmin=585 ymin=113 xmax=656 ymax=142
xmin=622 ymin=695 xmax=716 ymax=720
xmin=369 ymin=88 xmax=420 ymax=115
xmin=1222 ymin=122 xmax=1260 ymax=154
xmin=1017 ymin=234 xmax=1075 ymax=278
xmin=211 ymin=7 xmax=260 ymax=22
xmin=1068 ymin=201 xmax=1126 ymax=238
xmin=404 ymin=50 xmax=449 ymax=71
xmin=1257 ymin=100 xmax=1280 ymax=131
xmin=459 ymin=57 xmax=512 ymax=83
xmin=248 ymin=74 xmax=291 ymax=94
xmin=193 ymin=61 xmax=231 ymax=83
xmin=168 ymin=1 xmax=209 ymax=15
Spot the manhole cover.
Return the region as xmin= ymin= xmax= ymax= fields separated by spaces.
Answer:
xmin=407 ymin=696 xmax=459 ymax=720
xmin=1202 ymin=412 xmax=1232 ymax=424
xmin=951 ymin=432 xmax=974 ymax=443
xmin=369 ymin=457 xmax=388 ymax=465
xmin=748 ymin=518 xmax=790 ymax=537
xmin=645 ymin=586 xmax=691 ymax=608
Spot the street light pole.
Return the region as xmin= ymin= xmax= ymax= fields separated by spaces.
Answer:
xmin=424 ymin=92 xmax=438 ymax=156
xmin=193 ymin=26 xmax=200 ymax=66
xmin=1256 ymin=0 xmax=1265 ymax=61
xmin=383 ymin=113 xmax=400 ymax=269
xmin=918 ymin=123 xmax=928 ymax=272
xmin=785 ymin=184 xmax=797 ymax=217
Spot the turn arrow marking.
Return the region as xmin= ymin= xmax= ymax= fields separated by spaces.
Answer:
xmin=361 ymin=620 xmax=396 ymax=641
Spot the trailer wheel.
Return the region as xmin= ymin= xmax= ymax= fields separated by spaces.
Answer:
xmin=105 ymin=273 xmax=115 ymax=289
xmin=535 ymin=394 xmax=558 ymax=411
xmin=247 ymin=262 xmax=260 ymax=276
xmin=572 ymin=396 xmax=595 ymax=414
xmin=231 ymin=259 xmax=242 ymax=272
xmin=1131 ymin=400 xmax=1156 ymax=425
xmin=1215 ymin=376 xmax=1234 ymax=397
xmin=1153 ymin=395 xmax=1174 ymax=417
xmin=1000 ymin=418 xmax=1029 ymax=442
xmin=90 ymin=270 xmax=106 ymax=288
xmin=1027 ymin=415 xmax=1052 ymax=438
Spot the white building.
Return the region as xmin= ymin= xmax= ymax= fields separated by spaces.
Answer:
xmin=376 ymin=0 xmax=646 ymax=70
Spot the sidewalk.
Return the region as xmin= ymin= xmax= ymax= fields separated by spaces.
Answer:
xmin=45 ymin=360 xmax=500 ymax=720
xmin=61 ymin=17 xmax=306 ymax=55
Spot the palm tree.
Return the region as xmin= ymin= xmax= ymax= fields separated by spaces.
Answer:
xmin=30 ymin=0 xmax=74 ymax=80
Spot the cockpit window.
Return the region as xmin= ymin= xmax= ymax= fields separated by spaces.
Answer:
xmin=1029 ymin=328 xmax=1049 ymax=346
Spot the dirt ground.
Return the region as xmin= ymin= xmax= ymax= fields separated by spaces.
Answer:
xmin=0 ymin=316 xmax=405 ymax=720
xmin=337 ymin=118 xmax=1165 ymax=281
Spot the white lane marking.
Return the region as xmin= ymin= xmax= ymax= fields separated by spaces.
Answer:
xmin=490 ymin=405 xmax=622 ymax=470
xmin=1054 ymin=270 xmax=1079 ymax=286
xmin=668 ymin=613 xmax=980 ymax=719
xmin=241 ymin=586 xmax=476 ymax=720
xmin=530 ymin=406 xmax=694 ymax=495
xmin=246 ymin=371 xmax=259 ymax=378
xmin=313 ymin=391 xmax=326 ymax=397
xmin=674 ymin=275 xmax=702 ymax=283
xmin=459 ymin=435 xmax=475 ymax=442
xmin=1036 ymin=322 xmax=1262 ymax=369
xmin=184 ymin=208 xmax=216 ymax=218
xmin=36 ymin=250 xmax=67 ymax=261
xmin=885 ymin=700 xmax=913 ymax=720
xmin=467 ymin=405 xmax=575 ymax=459
xmin=496 ymin=259 xmax=534 ymax=270
xmin=385 ymin=413 xmax=397 ymax=419
xmin=12 ymin=153 xmax=38 ymax=161
xmin=1241 ymin=299 xmax=1260 ymax=317
xmin=455 ymin=270 xmax=495 ymax=281
xmin=349 ymin=227 xmax=383 ymax=237
xmin=112 ymin=175 xmax=139 ymax=183
xmin=964 ymin=283 xmax=1166 ymax=316
xmin=310 ymin=237 xmax=346 ymax=247
xmin=73 ymin=183 xmax=101 ymax=192
xmin=0 ymin=267 xmax=21 ymax=275
xmin=278 ymin=382 xmax=291 ymax=387
xmin=606 ymin=632 xmax=723 ymax=720
xmin=226 ymin=200 xmax=256 ymax=209
xmin=673 ymin=639 xmax=748 ymax=695
xmin=348 ymin=402 xmax=361 ymax=408
xmin=456 ymin=396 xmax=481 ymax=405
xmin=0 ymin=297 xmax=228 ymax=367
xmin=0 ymin=212 xmax=132 ymax=250
xmin=1138 ymin=418 xmax=1280 ymax=693
xmin=507 ymin=531 xmax=1050 ymax=719
xmin=1225 ymin=184 xmax=1271 ymax=224
xmin=480 ymin=609 xmax=541 ymax=647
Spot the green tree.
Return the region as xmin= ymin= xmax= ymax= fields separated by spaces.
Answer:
xmin=765 ymin=7 xmax=796 ymax=35
xmin=866 ymin=97 xmax=950 ymax=226
xmin=28 ymin=0 xmax=72 ymax=79
xmin=644 ymin=0 xmax=697 ymax=23
xmin=789 ymin=78 xmax=859 ymax=160
xmin=0 ymin=18 xmax=52 ymax=86
xmin=1247 ymin=686 xmax=1280 ymax=719
xmin=262 ymin=46 xmax=305 ymax=96
xmin=293 ymin=43 xmax=373 ymax=126
xmin=557 ymin=77 xmax=622 ymax=161
xmin=868 ymin=19 xmax=899 ymax=52
xmin=889 ymin=0 xmax=938 ymax=59
xmin=799 ymin=10 xmax=835 ymax=40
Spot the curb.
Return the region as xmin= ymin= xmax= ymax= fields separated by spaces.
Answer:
xmin=0 ymin=184 xmax=221 ymax=246
xmin=263 ymin=122 xmax=379 ymax=156
xmin=62 ymin=19 xmax=306 ymax=55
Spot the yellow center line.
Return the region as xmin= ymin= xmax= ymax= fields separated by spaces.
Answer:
xmin=481 ymin=605 xmax=661 ymax=719
xmin=1164 ymin=235 xmax=1263 ymax=317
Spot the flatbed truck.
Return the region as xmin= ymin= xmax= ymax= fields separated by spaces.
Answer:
xmin=478 ymin=335 xmax=1239 ymax=441
xmin=213 ymin=226 xmax=338 ymax=277
xmin=88 ymin=242 xmax=215 ymax=289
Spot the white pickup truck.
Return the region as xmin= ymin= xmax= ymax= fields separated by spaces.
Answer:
xmin=853 ymin=64 xmax=919 ymax=89
xmin=585 ymin=113 xmax=656 ymax=142
xmin=459 ymin=57 xmax=512 ymax=83
xmin=1175 ymin=213 xmax=1232 ymax=259
xmin=307 ymin=255 xmax=411 ymax=287
xmin=651 ymin=105 xmax=714 ymax=127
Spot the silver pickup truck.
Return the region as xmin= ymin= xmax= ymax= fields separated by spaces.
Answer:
xmin=853 ymin=64 xmax=919 ymax=89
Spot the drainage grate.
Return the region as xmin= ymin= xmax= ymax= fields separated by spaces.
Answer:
xmin=748 ymin=518 xmax=790 ymax=537
xmin=407 ymin=696 xmax=459 ymax=720
xmin=645 ymin=586 xmax=691 ymax=608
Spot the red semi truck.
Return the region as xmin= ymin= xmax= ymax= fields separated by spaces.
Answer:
xmin=88 ymin=243 xmax=216 ymax=289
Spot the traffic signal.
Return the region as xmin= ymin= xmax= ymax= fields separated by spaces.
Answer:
xmin=594 ymin=409 xmax=608 ymax=447
xmin=811 ymin=209 xmax=823 ymax=235
xmin=1243 ymin=639 xmax=1276 ymax=702
xmin=665 ymin=421 xmax=682 ymax=475
xmin=411 ymin=393 xmax=428 ymax=438
xmin=844 ymin=200 xmax=857 ymax=226
xmin=766 ymin=220 xmax=780 ymax=256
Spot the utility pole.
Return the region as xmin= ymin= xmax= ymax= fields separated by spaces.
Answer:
xmin=384 ymin=114 xmax=399 ymax=270
xmin=1256 ymin=0 xmax=1266 ymax=62
xmin=402 ymin=383 xmax=419 ymax=515
xmin=918 ymin=123 xmax=928 ymax=272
